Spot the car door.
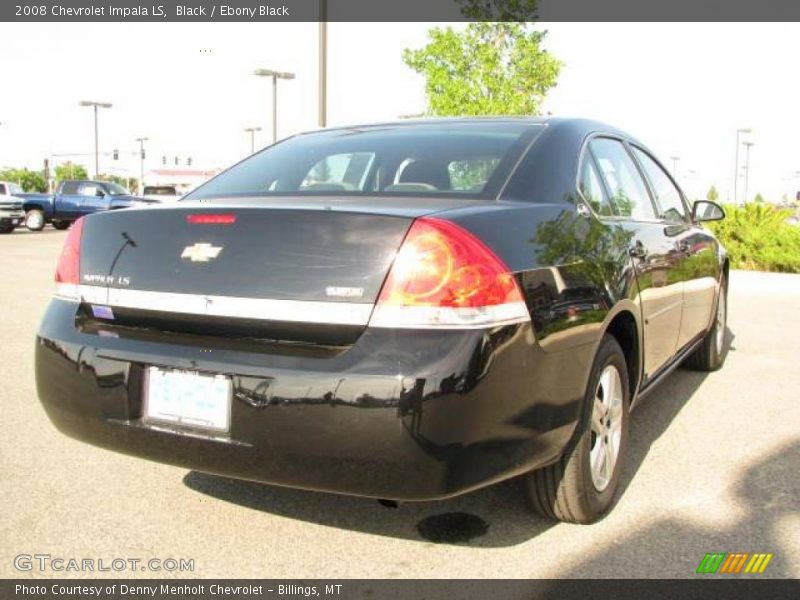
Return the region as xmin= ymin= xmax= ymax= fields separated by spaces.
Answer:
xmin=631 ymin=146 xmax=720 ymax=350
xmin=55 ymin=181 xmax=84 ymax=218
xmin=77 ymin=182 xmax=109 ymax=216
xmin=588 ymin=137 xmax=684 ymax=380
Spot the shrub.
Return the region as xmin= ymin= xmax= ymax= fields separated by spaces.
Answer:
xmin=708 ymin=203 xmax=800 ymax=273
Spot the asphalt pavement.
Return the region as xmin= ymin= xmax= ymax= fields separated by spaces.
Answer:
xmin=1 ymin=227 xmax=798 ymax=579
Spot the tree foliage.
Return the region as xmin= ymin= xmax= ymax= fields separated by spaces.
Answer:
xmin=54 ymin=162 xmax=89 ymax=181
xmin=0 ymin=167 xmax=47 ymax=192
xmin=706 ymin=185 xmax=719 ymax=202
xmin=403 ymin=22 xmax=561 ymax=116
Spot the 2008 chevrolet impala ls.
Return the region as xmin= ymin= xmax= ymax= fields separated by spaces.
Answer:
xmin=36 ymin=118 xmax=728 ymax=523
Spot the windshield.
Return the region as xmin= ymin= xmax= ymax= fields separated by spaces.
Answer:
xmin=187 ymin=122 xmax=539 ymax=201
xmin=105 ymin=182 xmax=130 ymax=195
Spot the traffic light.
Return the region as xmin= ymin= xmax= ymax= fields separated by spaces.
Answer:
xmin=141 ymin=149 xmax=146 ymax=160
xmin=113 ymin=148 xmax=119 ymax=160
xmin=187 ymin=157 xmax=192 ymax=166
xmin=162 ymin=156 xmax=166 ymax=165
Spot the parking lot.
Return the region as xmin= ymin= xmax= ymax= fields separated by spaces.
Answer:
xmin=1 ymin=227 xmax=798 ymax=579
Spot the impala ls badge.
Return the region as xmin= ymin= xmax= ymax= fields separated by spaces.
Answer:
xmin=181 ymin=243 xmax=223 ymax=262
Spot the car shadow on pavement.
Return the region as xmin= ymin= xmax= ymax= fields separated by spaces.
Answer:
xmin=541 ymin=438 xmax=799 ymax=578
xmin=183 ymin=328 xmax=736 ymax=548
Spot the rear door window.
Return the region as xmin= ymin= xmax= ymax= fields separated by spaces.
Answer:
xmin=631 ymin=147 xmax=687 ymax=223
xmin=590 ymin=138 xmax=656 ymax=220
xmin=60 ymin=182 xmax=80 ymax=195
xmin=579 ymin=156 xmax=615 ymax=217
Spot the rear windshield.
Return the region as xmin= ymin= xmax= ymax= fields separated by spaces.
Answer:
xmin=187 ymin=122 xmax=539 ymax=201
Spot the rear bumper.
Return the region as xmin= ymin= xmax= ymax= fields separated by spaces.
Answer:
xmin=36 ymin=298 xmax=590 ymax=500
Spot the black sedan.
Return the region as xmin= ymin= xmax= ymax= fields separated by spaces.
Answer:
xmin=36 ymin=118 xmax=728 ymax=523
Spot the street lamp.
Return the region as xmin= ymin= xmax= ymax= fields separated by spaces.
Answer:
xmin=319 ymin=0 xmax=327 ymax=128
xmin=135 ymin=137 xmax=148 ymax=195
xmin=733 ymin=127 xmax=751 ymax=203
xmin=742 ymin=141 xmax=755 ymax=204
xmin=79 ymin=101 xmax=112 ymax=178
xmin=253 ymin=69 xmax=295 ymax=143
xmin=244 ymin=126 xmax=262 ymax=153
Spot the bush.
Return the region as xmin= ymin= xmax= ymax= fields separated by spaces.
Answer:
xmin=708 ymin=203 xmax=800 ymax=273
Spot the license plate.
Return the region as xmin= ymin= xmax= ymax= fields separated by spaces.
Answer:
xmin=144 ymin=367 xmax=231 ymax=432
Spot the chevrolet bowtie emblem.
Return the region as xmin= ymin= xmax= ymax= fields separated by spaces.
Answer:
xmin=181 ymin=243 xmax=223 ymax=262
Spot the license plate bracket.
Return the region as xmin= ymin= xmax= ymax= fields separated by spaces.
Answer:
xmin=143 ymin=367 xmax=231 ymax=432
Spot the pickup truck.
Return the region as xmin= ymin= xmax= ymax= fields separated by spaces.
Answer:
xmin=0 ymin=181 xmax=26 ymax=233
xmin=20 ymin=180 xmax=158 ymax=231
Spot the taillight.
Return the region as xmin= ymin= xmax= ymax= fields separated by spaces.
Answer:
xmin=369 ymin=218 xmax=529 ymax=329
xmin=55 ymin=217 xmax=84 ymax=287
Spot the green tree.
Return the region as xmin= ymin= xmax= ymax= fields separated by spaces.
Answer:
xmin=753 ymin=193 xmax=765 ymax=204
xmin=0 ymin=167 xmax=47 ymax=192
xmin=54 ymin=162 xmax=88 ymax=181
xmin=403 ymin=22 xmax=561 ymax=116
xmin=706 ymin=185 xmax=719 ymax=202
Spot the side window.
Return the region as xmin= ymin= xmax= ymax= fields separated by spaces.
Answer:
xmin=78 ymin=183 xmax=102 ymax=197
xmin=590 ymin=138 xmax=656 ymax=220
xmin=579 ymin=156 xmax=615 ymax=217
xmin=447 ymin=158 xmax=500 ymax=192
xmin=632 ymin=147 xmax=687 ymax=222
xmin=0 ymin=184 xmax=6 ymax=195
xmin=60 ymin=181 xmax=80 ymax=195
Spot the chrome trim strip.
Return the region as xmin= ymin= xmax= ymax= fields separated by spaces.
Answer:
xmin=53 ymin=286 xmax=532 ymax=330
xmin=55 ymin=284 xmax=374 ymax=326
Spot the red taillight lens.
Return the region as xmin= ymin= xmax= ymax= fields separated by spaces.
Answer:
xmin=370 ymin=218 xmax=529 ymax=329
xmin=186 ymin=214 xmax=237 ymax=224
xmin=377 ymin=218 xmax=524 ymax=309
xmin=54 ymin=217 xmax=85 ymax=284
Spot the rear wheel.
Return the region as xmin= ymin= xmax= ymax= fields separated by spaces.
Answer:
xmin=525 ymin=335 xmax=630 ymax=523
xmin=52 ymin=220 xmax=71 ymax=231
xmin=25 ymin=209 xmax=45 ymax=231
xmin=683 ymin=278 xmax=727 ymax=371
xmin=0 ymin=224 xmax=14 ymax=234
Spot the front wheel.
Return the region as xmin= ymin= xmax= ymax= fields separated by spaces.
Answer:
xmin=525 ymin=335 xmax=630 ymax=523
xmin=25 ymin=209 xmax=45 ymax=231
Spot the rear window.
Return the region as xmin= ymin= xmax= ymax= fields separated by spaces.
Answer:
xmin=144 ymin=186 xmax=179 ymax=196
xmin=187 ymin=123 xmax=538 ymax=201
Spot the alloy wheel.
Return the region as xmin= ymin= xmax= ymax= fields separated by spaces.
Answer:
xmin=589 ymin=364 xmax=624 ymax=492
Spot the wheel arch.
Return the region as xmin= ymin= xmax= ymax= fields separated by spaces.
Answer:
xmin=602 ymin=307 xmax=641 ymax=403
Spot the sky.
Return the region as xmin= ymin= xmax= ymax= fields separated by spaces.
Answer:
xmin=0 ymin=22 xmax=798 ymax=201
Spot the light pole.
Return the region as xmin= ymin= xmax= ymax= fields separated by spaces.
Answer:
xmin=669 ymin=156 xmax=680 ymax=177
xmin=244 ymin=126 xmax=262 ymax=153
xmin=318 ymin=0 xmax=327 ymax=127
xmin=135 ymin=137 xmax=148 ymax=194
xmin=742 ymin=141 xmax=755 ymax=204
xmin=253 ymin=69 xmax=295 ymax=143
xmin=733 ymin=127 xmax=751 ymax=203
xmin=79 ymin=101 xmax=112 ymax=178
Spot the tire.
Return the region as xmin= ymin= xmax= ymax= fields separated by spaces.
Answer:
xmin=0 ymin=225 xmax=14 ymax=234
xmin=525 ymin=335 xmax=630 ymax=524
xmin=25 ymin=209 xmax=45 ymax=231
xmin=52 ymin=220 xmax=70 ymax=231
xmin=683 ymin=277 xmax=727 ymax=371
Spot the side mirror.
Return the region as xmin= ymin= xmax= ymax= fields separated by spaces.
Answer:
xmin=692 ymin=200 xmax=725 ymax=222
